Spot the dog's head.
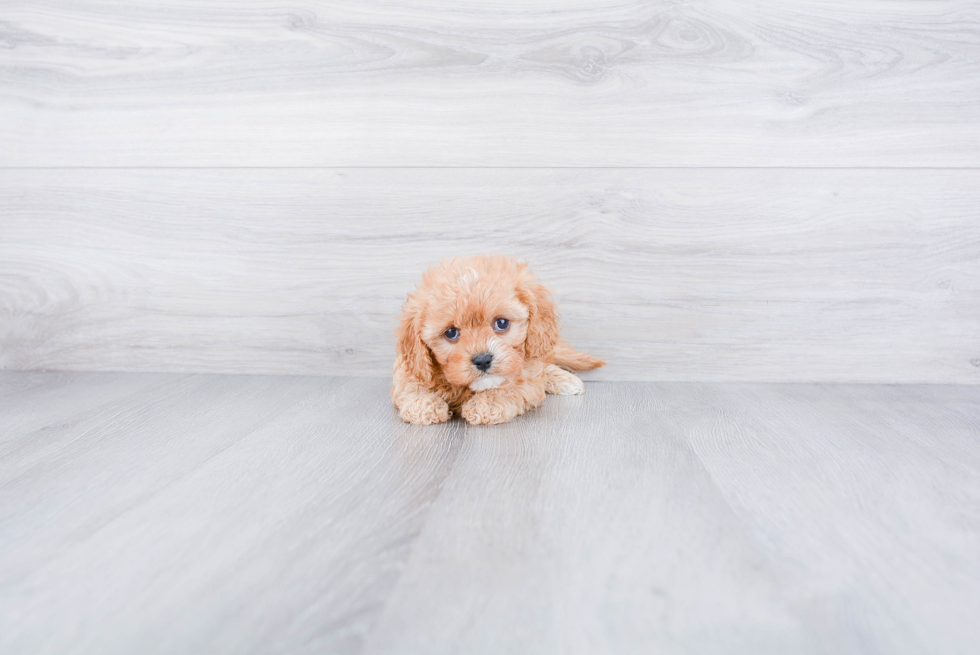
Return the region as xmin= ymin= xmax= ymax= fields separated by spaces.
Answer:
xmin=396 ymin=255 xmax=559 ymax=390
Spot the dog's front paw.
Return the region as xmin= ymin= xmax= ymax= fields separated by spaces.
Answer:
xmin=544 ymin=365 xmax=585 ymax=395
xmin=461 ymin=392 xmax=520 ymax=425
xmin=400 ymin=393 xmax=451 ymax=425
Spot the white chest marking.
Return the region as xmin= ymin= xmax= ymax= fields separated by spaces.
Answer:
xmin=469 ymin=376 xmax=505 ymax=391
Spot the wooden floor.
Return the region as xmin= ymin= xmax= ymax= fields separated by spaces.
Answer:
xmin=1 ymin=372 xmax=978 ymax=654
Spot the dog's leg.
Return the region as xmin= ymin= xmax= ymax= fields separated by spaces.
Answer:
xmin=543 ymin=364 xmax=585 ymax=395
xmin=397 ymin=392 xmax=451 ymax=425
xmin=391 ymin=373 xmax=451 ymax=425
xmin=461 ymin=376 xmax=547 ymax=425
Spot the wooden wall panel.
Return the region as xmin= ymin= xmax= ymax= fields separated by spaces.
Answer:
xmin=1 ymin=0 xmax=978 ymax=166
xmin=2 ymin=168 xmax=977 ymax=382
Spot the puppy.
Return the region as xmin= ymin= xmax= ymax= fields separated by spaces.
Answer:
xmin=392 ymin=254 xmax=605 ymax=425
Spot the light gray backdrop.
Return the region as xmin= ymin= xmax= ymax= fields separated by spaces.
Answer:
xmin=2 ymin=0 xmax=978 ymax=382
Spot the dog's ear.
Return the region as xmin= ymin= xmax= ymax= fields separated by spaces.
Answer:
xmin=395 ymin=297 xmax=437 ymax=385
xmin=518 ymin=276 xmax=560 ymax=362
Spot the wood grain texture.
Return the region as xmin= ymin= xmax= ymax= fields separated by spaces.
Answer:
xmin=659 ymin=382 xmax=980 ymax=655
xmin=365 ymin=381 xmax=980 ymax=654
xmin=2 ymin=168 xmax=978 ymax=383
xmin=0 ymin=370 xmax=179 ymax=445
xmin=1 ymin=372 xmax=979 ymax=653
xmin=365 ymin=381 xmax=810 ymax=655
xmin=1 ymin=0 xmax=978 ymax=166
xmin=0 ymin=373 xmax=463 ymax=655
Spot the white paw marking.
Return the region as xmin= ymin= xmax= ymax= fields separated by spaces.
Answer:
xmin=470 ymin=375 xmax=506 ymax=391
xmin=557 ymin=376 xmax=585 ymax=395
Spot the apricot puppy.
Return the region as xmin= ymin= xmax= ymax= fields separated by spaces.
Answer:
xmin=392 ymin=254 xmax=605 ymax=425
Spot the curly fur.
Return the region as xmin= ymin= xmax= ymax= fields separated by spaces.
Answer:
xmin=392 ymin=254 xmax=605 ymax=425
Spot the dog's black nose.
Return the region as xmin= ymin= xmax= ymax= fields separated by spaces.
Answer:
xmin=471 ymin=352 xmax=493 ymax=372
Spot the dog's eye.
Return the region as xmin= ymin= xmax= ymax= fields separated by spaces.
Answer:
xmin=444 ymin=327 xmax=460 ymax=341
xmin=493 ymin=318 xmax=510 ymax=332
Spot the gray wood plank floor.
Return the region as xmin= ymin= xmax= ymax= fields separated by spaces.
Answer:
xmin=1 ymin=372 xmax=978 ymax=654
